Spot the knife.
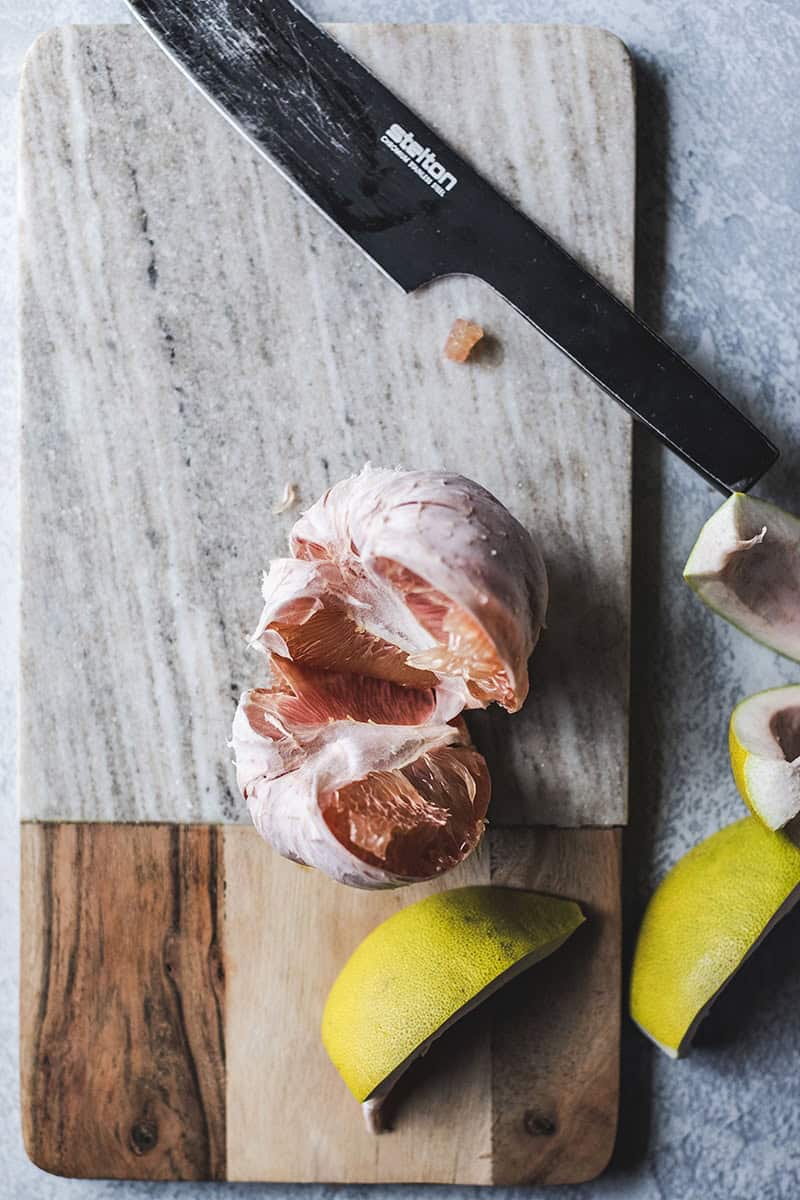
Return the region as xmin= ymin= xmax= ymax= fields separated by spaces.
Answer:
xmin=125 ymin=0 xmax=778 ymax=495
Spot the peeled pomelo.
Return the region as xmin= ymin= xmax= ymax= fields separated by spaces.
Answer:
xmin=729 ymin=685 xmax=800 ymax=830
xmin=321 ymin=885 xmax=584 ymax=1130
xmin=684 ymin=492 xmax=800 ymax=661
xmin=630 ymin=817 xmax=800 ymax=1057
xmin=253 ymin=465 xmax=548 ymax=713
xmin=232 ymin=658 xmax=490 ymax=888
xmin=233 ymin=466 xmax=545 ymax=887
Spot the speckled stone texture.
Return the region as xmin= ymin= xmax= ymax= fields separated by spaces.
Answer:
xmin=2 ymin=1 xmax=800 ymax=1199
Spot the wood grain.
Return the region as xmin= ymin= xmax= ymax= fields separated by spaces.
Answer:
xmin=20 ymin=823 xmax=226 ymax=1180
xmin=20 ymin=822 xmax=620 ymax=1183
xmin=489 ymin=828 xmax=622 ymax=1185
xmin=223 ymin=825 xmax=492 ymax=1183
xmin=19 ymin=23 xmax=633 ymax=827
xmin=223 ymin=825 xmax=620 ymax=1185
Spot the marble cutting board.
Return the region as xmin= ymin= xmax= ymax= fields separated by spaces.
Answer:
xmin=18 ymin=22 xmax=633 ymax=1185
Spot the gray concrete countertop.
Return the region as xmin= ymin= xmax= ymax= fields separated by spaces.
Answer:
xmin=2 ymin=1 xmax=799 ymax=1197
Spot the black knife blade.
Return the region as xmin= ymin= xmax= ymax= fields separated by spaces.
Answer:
xmin=125 ymin=0 xmax=779 ymax=494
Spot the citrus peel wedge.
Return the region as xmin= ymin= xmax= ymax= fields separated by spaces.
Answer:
xmin=730 ymin=685 xmax=800 ymax=830
xmin=684 ymin=492 xmax=800 ymax=661
xmin=321 ymin=885 xmax=584 ymax=1129
xmin=630 ymin=817 xmax=800 ymax=1057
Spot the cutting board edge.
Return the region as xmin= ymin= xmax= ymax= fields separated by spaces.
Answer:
xmin=18 ymin=18 xmax=633 ymax=1185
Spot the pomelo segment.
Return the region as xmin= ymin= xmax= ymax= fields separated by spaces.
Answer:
xmin=257 ymin=655 xmax=440 ymax=727
xmin=729 ymin=685 xmax=800 ymax=830
xmin=684 ymin=492 xmax=800 ymax=661
xmin=232 ymin=660 xmax=490 ymax=888
xmin=321 ymin=885 xmax=584 ymax=1130
xmin=630 ymin=817 xmax=800 ymax=1057
xmin=255 ymin=557 xmax=438 ymax=690
xmin=255 ymin=466 xmax=548 ymax=713
xmin=321 ymin=743 xmax=489 ymax=878
xmin=375 ymin=558 xmax=519 ymax=709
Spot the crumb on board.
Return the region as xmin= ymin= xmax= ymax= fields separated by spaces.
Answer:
xmin=444 ymin=319 xmax=484 ymax=362
xmin=271 ymin=482 xmax=298 ymax=515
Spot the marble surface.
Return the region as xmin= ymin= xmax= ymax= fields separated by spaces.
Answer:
xmin=2 ymin=1 xmax=800 ymax=1198
xmin=18 ymin=22 xmax=632 ymax=828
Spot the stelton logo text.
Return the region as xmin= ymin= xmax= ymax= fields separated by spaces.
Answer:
xmin=380 ymin=124 xmax=458 ymax=197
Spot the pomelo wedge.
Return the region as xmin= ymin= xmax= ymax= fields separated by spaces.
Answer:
xmin=254 ymin=465 xmax=548 ymax=713
xmin=729 ymin=685 xmax=800 ymax=830
xmin=630 ymin=817 xmax=800 ymax=1057
xmin=321 ymin=885 xmax=584 ymax=1130
xmin=232 ymin=658 xmax=490 ymax=888
xmin=683 ymin=492 xmax=800 ymax=661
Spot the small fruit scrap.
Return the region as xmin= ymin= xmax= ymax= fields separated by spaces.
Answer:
xmin=231 ymin=465 xmax=547 ymax=889
xmin=321 ymin=885 xmax=584 ymax=1131
xmin=630 ymin=817 xmax=800 ymax=1057
xmin=683 ymin=491 xmax=800 ymax=661
xmin=271 ymin=481 xmax=298 ymax=515
xmin=444 ymin=318 xmax=484 ymax=362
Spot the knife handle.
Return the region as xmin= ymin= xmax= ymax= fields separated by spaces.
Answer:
xmin=127 ymin=0 xmax=779 ymax=493
xmin=451 ymin=205 xmax=778 ymax=494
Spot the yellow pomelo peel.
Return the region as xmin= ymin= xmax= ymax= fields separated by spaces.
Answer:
xmin=322 ymin=885 xmax=583 ymax=1125
xmin=729 ymin=716 xmax=752 ymax=812
xmin=631 ymin=817 xmax=800 ymax=1057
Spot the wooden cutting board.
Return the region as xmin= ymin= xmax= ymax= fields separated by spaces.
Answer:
xmin=18 ymin=22 xmax=633 ymax=1185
